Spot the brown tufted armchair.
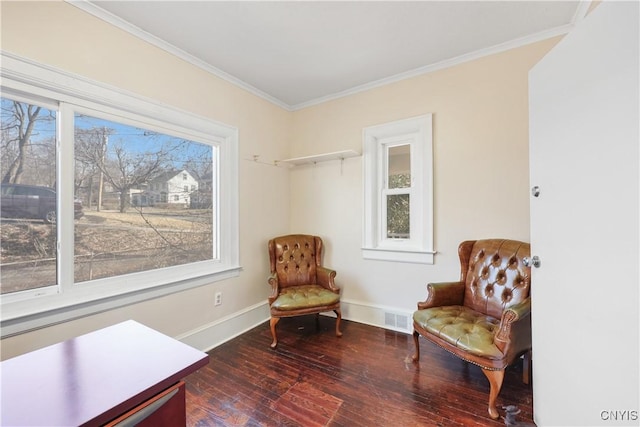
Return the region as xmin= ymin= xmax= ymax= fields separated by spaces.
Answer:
xmin=267 ymin=234 xmax=342 ymax=349
xmin=412 ymin=239 xmax=532 ymax=419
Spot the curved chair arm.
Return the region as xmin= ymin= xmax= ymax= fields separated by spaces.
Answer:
xmin=316 ymin=266 xmax=340 ymax=293
xmin=417 ymin=281 xmax=465 ymax=310
xmin=267 ymin=272 xmax=279 ymax=304
xmin=494 ymin=298 xmax=532 ymax=358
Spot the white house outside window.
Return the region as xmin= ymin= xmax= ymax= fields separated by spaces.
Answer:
xmin=362 ymin=114 xmax=435 ymax=264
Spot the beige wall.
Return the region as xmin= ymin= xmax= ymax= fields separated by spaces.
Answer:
xmin=289 ymin=38 xmax=559 ymax=311
xmin=0 ymin=1 xmax=559 ymax=357
xmin=0 ymin=0 xmax=291 ymax=358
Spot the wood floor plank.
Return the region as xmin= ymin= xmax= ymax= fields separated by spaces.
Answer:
xmin=184 ymin=316 xmax=534 ymax=426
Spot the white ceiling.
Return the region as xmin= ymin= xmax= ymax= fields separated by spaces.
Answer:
xmin=74 ymin=1 xmax=586 ymax=110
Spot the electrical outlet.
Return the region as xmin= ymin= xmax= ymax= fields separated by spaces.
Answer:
xmin=214 ymin=292 xmax=222 ymax=306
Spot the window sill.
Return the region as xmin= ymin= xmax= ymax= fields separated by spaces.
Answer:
xmin=0 ymin=266 xmax=241 ymax=338
xmin=362 ymin=248 xmax=435 ymax=264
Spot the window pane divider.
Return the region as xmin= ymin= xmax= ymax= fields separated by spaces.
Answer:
xmin=58 ymin=103 xmax=75 ymax=291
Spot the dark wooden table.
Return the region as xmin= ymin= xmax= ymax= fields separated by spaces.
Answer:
xmin=1 ymin=320 xmax=209 ymax=426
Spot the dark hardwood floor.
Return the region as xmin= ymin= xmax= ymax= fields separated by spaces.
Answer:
xmin=184 ymin=316 xmax=534 ymax=426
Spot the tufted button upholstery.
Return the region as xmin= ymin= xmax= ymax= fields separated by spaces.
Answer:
xmin=464 ymin=239 xmax=530 ymax=319
xmin=412 ymin=239 xmax=532 ymax=420
xmin=267 ymin=234 xmax=342 ymax=349
xmin=271 ymin=235 xmax=319 ymax=288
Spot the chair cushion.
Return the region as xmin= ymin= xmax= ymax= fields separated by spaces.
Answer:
xmin=413 ymin=306 xmax=503 ymax=360
xmin=271 ymin=284 xmax=340 ymax=311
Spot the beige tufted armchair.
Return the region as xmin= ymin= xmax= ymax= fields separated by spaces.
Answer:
xmin=412 ymin=239 xmax=532 ymax=419
xmin=267 ymin=234 xmax=342 ymax=349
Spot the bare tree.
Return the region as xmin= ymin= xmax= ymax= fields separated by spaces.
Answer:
xmin=182 ymin=149 xmax=214 ymax=209
xmin=75 ymin=127 xmax=113 ymax=209
xmin=76 ymin=127 xmax=171 ymax=212
xmin=182 ymin=156 xmax=213 ymax=183
xmin=1 ymin=100 xmax=55 ymax=184
xmin=110 ymin=142 xmax=169 ymax=212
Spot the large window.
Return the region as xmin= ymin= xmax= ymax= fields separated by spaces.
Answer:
xmin=72 ymin=112 xmax=216 ymax=284
xmin=0 ymin=53 xmax=239 ymax=336
xmin=362 ymin=115 xmax=434 ymax=264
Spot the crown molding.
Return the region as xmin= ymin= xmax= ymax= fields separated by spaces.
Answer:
xmin=572 ymin=0 xmax=593 ymax=23
xmin=290 ymin=23 xmax=575 ymax=111
xmin=66 ymin=0 xmax=578 ymax=113
xmin=66 ymin=0 xmax=293 ymax=111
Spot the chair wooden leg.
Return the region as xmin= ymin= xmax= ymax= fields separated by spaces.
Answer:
xmin=269 ymin=317 xmax=280 ymax=349
xmin=523 ymin=350 xmax=532 ymax=385
xmin=412 ymin=331 xmax=420 ymax=362
xmin=481 ymin=368 xmax=505 ymax=420
xmin=334 ymin=309 xmax=343 ymax=337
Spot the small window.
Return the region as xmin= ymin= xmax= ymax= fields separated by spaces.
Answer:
xmin=362 ymin=115 xmax=434 ymax=264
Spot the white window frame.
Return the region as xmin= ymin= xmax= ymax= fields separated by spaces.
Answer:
xmin=0 ymin=52 xmax=240 ymax=337
xmin=362 ymin=114 xmax=435 ymax=264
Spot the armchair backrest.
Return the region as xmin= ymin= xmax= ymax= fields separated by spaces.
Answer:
xmin=268 ymin=234 xmax=323 ymax=288
xmin=459 ymin=239 xmax=531 ymax=319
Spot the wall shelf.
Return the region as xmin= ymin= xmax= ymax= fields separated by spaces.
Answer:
xmin=279 ymin=149 xmax=360 ymax=166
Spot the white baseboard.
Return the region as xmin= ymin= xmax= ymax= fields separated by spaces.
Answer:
xmin=176 ymin=299 xmax=415 ymax=352
xmin=176 ymin=301 xmax=270 ymax=352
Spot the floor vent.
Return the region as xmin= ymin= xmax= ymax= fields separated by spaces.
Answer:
xmin=384 ymin=312 xmax=411 ymax=333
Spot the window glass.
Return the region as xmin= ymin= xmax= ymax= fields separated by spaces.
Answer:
xmin=386 ymin=194 xmax=410 ymax=238
xmin=1 ymin=97 xmax=58 ymax=294
xmin=73 ymin=114 xmax=215 ymax=283
xmin=387 ymin=144 xmax=411 ymax=189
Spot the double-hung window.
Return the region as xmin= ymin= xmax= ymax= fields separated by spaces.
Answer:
xmin=0 ymin=53 xmax=239 ymax=336
xmin=362 ymin=114 xmax=435 ymax=264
